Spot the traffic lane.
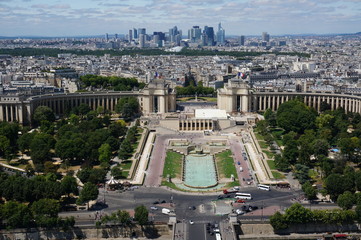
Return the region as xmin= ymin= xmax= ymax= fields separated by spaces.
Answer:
xmin=189 ymin=223 xmax=206 ymax=240
xmin=229 ymin=138 xmax=253 ymax=187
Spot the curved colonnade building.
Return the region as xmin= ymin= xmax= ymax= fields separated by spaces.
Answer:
xmin=0 ymin=81 xmax=176 ymax=124
xmin=217 ymin=80 xmax=361 ymax=114
xmin=1 ymin=79 xmax=361 ymax=125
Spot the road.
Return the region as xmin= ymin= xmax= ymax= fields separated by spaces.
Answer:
xmin=60 ymin=186 xmax=300 ymax=226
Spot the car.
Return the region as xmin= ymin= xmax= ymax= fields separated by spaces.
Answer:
xmin=237 ymin=161 xmax=241 ymax=165
xmin=217 ymin=195 xmax=224 ymax=199
xmin=235 ymin=209 xmax=244 ymax=215
xmin=161 ymin=200 xmax=166 ymax=204
xmin=188 ymin=206 xmax=196 ymax=210
xmin=249 ymin=206 xmax=258 ymax=211
xmin=150 ymin=206 xmax=158 ymax=210
xmin=239 ymin=167 xmax=243 ymax=172
xmin=235 ymin=199 xmax=246 ymax=203
xmin=189 ymin=220 xmax=194 ymax=225
xmin=153 ymin=201 xmax=159 ymax=205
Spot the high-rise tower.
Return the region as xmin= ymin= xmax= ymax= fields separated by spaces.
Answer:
xmin=216 ymin=22 xmax=225 ymax=45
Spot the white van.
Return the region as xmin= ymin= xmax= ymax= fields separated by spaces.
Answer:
xmin=162 ymin=208 xmax=171 ymax=215
xmin=258 ymin=184 xmax=270 ymax=191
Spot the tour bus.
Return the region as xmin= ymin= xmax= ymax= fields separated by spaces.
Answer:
xmin=257 ymin=184 xmax=270 ymax=191
xmin=235 ymin=193 xmax=252 ymax=200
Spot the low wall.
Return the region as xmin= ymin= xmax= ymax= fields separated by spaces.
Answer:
xmin=0 ymin=224 xmax=171 ymax=240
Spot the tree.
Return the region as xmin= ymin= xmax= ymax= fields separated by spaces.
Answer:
xmin=337 ymin=191 xmax=355 ymax=210
xmin=320 ymin=101 xmax=331 ymax=112
xmin=111 ymin=167 xmax=123 ymax=179
xmin=355 ymin=204 xmax=361 ymax=222
xmin=0 ymin=201 xmax=33 ymax=229
xmin=294 ymin=164 xmax=310 ymax=184
xmin=270 ymin=211 xmax=288 ymax=230
xmin=115 ymin=97 xmax=140 ymax=120
xmin=33 ymin=106 xmax=55 ymax=126
xmin=77 ymin=103 xmax=91 ymax=116
xmin=325 ymin=173 xmax=353 ymax=200
xmin=264 ymin=109 xmax=277 ymax=128
xmin=98 ymin=143 xmax=112 ymax=164
xmin=274 ymin=154 xmax=290 ymax=172
xmin=302 ymin=181 xmax=317 ymax=200
xmin=30 ymin=133 xmax=55 ymax=166
xmin=31 ymin=198 xmax=60 ymax=218
xmin=0 ymin=135 xmax=11 ymax=159
xmin=256 ymin=120 xmax=268 ymax=136
xmin=284 ymin=203 xmax=313 ymax=224
xmin=277 ymin=100 xmax=317 ymax=134
xmin=117 ymin=210 xmax=131 ymax=225
xmin=61 ymin=176 xmax=79 ymax=197
xmin=312 ymin=139 xmax=329 ymax=157
xmin=77 ymin=182 xmax=99 ymax=207
xmin=17 ymin=132 xmax=35 ymax=153
xmin=134 ymin=205 xmax=149 ymax=226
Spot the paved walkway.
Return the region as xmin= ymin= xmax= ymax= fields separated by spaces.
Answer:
xmin=130 ymin=132 xmax=155 ymax=185
xmin=242 ymin=131 xmax=269 ymax=185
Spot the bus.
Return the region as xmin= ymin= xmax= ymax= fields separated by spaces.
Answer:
xmin=258 ymin=184 xmax=270 ymax=191
xmin=235 ymin=193 xmax=252 ymax=200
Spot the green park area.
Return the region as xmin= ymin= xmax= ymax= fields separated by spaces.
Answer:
xmin=162 ymin=151 xmax=183 ymax=179
xmin=215 ymin=150 xmax=237 ymax=179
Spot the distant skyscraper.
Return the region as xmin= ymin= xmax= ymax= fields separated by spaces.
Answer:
xmin=138 ymin=28 xmax=146 ymax=35
xmin=115 ymin=34 xmax=118 ymax=39
xmin=169 ymin=26 xmax=180 ymax=43
xmin=105 ymin=33 xmax=109 ymax=42
xmin=133 ymin=28 xmax=138 ymax=39
xmin=128 ymin=30 xmax=133 ymax=42
xmin=139 ymin=34 xmax=146 ymax=48
xmin=216 ymin=22 xmax=225 ymax=45
xmin=188 ymin=26 xmax=201 ymax=42
xmin=262 ymin=32 xmax=270 ymax=42
xmin=203 ymin=26 xmax=214 ymax=46
xmin=239 ymin=35 xmax=245 ymax=46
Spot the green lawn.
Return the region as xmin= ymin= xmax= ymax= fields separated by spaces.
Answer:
xmin=270 ymin=128 xmax=284 ymax=146
xmin=263 ymin=150 xmax=275 ymax=159
xmin=162 ymin=151 xmax=183 ymax=179
xmin=121 ymin=170 xmax=129 ymax=179
xmin=120 ymin=161 xmax=132 ymax=170
xmin=254 ymin=132 xmax=264 ymax=141
xmin=259 ymin=141 xmax=269 ymax=149
xmin=216 ymin=150 xmax=237 ymax=178
xmin=272 ymin=171 xmax=285 ymax=179
xmin=267 ymin=160 xmax=276 ymax=170
xmin=161 ymin=181 xmax=184 ymax=191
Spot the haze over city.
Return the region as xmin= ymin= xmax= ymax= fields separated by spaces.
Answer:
xmin=1 ymin=0 xmax=360 ymax=37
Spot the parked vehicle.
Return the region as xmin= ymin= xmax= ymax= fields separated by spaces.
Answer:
xmin=162 ymin=208 xmax=171 ymax=215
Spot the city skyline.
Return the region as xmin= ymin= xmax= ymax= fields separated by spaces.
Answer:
xmin=0 ymin=0 xmax=360 ymax=37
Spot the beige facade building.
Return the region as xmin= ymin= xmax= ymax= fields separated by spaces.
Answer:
xmin=0 ymin=80 xmax=176 ymax=124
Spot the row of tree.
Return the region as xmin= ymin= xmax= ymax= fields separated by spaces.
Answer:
xmin=98 ymin=205 xmax=149 ymax=227
xmin=0 ymin=199 xmax=75 ymax=230
xmin=79 ymin=75 xmax=145 ymax=91
xmin=0 ymin=173 xmax=78 ymax=203
xmin=0 ymin=47 xmax=310 ymax=59
xmin=270 ymin=203 xmax=357 ymax=231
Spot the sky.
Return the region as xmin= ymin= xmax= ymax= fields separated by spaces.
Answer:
xmin=0 ymin=0 xmax=360 ymax=37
